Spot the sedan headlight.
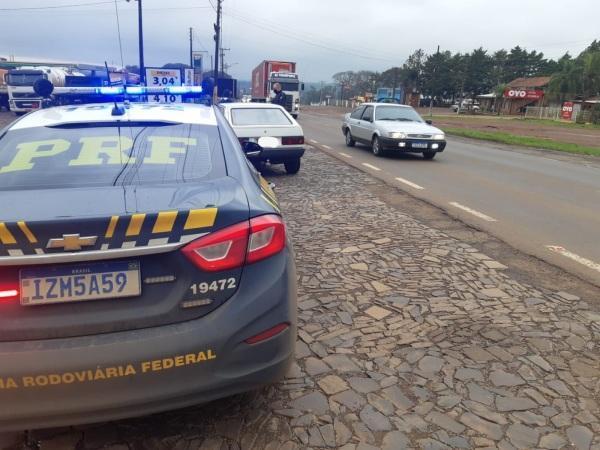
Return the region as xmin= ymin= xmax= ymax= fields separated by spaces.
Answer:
xmin=388 ymin=132 xmax=407 ymax=139
xmin=433 ymin=133 xmax=445 ymax=140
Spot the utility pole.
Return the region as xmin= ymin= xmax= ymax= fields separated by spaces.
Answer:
xmin=189 ymin=27 xmax=193 ymax=69
xmin=392 ymin=67 xmax=398 ymax=100
xmin=429 ymin=45 xmax=439 ymax=117
xmin=126 ymin=0 xmax=145 ymax=84
xmin=213 ymin=0 xmax=223 ymax=102
xmin=220 ymin=48 xmax=230 ymax=75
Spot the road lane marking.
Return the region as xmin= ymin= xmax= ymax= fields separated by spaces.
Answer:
xmin=449 ymin=202 xmax=497 ymax=222
xmin=309 ymin=139 xmax=319 ymax=144
xmin=339 ymin=152 xmax=353 ymax=158
xmin=546 ymin=246 xmax=600 ymax=274
xmin=395 ymin=177 xmax=424 ymax=190
xmin=362 ymin=163 xmax=381 ymax=171
xmin=322 ymin=144 xmax=332 ymax=149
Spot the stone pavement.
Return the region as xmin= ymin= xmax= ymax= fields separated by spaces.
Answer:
xmin=2 ymin=148 xmax=599 ymax=449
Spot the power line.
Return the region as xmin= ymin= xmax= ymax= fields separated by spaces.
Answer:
xmin=0 ymin=1 xmax=120 ymax=11
xmin=224 ymin=11 xmax=397 ymax=63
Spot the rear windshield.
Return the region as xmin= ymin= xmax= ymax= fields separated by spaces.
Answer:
xmin=0 ymin=122 xmax=225 ymax=190
xmin=231 ymin=108 xmax=292 ymax=126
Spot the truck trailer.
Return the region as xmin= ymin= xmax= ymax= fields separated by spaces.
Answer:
xmin=251 ymin=60 xmax=302 ymax=118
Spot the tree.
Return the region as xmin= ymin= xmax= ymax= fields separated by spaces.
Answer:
xmin=464 ymin=48 xmax=494 ymax=97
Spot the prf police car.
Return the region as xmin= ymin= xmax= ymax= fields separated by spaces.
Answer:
xmin=0 ymin=86 xmax=297 ymax=431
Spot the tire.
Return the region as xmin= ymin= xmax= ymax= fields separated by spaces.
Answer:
xmin=423 ymin=151 xmax=436 ymax=160
xmin=344 ymin=129 xmax=356 ymax=147
xmin=284 ymin=158 xmax=301 ymax=174
xmin=371 ymin=136 xmax=384 ymax=157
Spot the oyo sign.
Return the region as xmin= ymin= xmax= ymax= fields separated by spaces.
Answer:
xmin=503 ymin=88 xmax=544 ymax=100
xmin=561 ymin=101 xmax=574 ymax=120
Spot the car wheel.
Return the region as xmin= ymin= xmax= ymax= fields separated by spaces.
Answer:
xmin=372 ymin=136 xmax=384 ymax=157
xmin=423 ymin=151 xmax=436 ymax=160
xmin=345 ymin=129 xmax=356 ymax=147
xmin=284 ymin=158 xmax=301 ymax=174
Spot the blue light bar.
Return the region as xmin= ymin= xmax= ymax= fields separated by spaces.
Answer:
xmin=166 ymin=86 xmax=202 ymax=94
xmin=97 ymin=86 xmax=124 ymax=95
xmin=125 ymin=86 xmax=145 ymax=95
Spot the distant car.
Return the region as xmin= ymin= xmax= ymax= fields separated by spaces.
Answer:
xmin=0 ymin=99 xmax=296 ymax=431
xmin=220 ymin=102 xmax=305 ymax=174
xmin=342 ymin=103 xmax=447 ymax=159
xmin=451 ymin=100 xmax=480 ymax=113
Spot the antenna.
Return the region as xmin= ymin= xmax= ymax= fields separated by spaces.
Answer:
xmin=105 ymin=61 xmax=125 ymax=116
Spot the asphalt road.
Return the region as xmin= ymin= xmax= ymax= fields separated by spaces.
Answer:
xmin=299 ymin=109 xmax=600 ymax=286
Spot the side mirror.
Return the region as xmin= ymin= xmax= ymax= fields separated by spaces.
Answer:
xmin=241 ymin=141 xmax=263 ymax=159
xmin=425 ymin=119 xmax=433 ymax=125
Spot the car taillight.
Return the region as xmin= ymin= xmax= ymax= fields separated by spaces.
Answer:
xmin=282 ymin=136 xmax=304 ymax=145
xmin=0 ymin=284 xmax=19 ymax=301
xmin=182 ymin=214 xmax=286 ymax=272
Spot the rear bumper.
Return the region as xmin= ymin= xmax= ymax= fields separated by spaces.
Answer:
xmin=260 ymin=147 xmax=305 ymax=163
xmin=380 ymin=137 xmax=446 ymax=152
xmin=0 ymin=249 xmax=297 ymax=431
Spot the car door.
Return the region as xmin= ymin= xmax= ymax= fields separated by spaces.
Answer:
xmin=357 ymin=105 xmax=375 ymax=141
xmin=347 ymin=105 xmax=365 ymax=138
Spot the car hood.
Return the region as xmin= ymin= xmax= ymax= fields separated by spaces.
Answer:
xmin=374 ymin=121 xmax=444 ymax=135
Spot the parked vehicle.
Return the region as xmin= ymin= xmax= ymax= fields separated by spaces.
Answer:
xmin=341 ymin=103 xmax=447 ymax=159
xmin=221 ymin=102 xmax=305 ymax=174
xmin=0 ymin=69 xmax=8 ymax=111
xmin=251 ymin=60 xmax=303 ymax=118
xmin=0 ymin=91 xmax=296 ymax=431
xmin=451 ymin=99 xmax=480 ymax=113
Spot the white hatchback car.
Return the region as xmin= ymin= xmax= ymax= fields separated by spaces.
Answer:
xmin=220 ymin=103 xmax=305 ymax=174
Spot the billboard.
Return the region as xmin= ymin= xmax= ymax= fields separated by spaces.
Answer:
xmin=145 ymin=68 xmax=182 ymax=103
xmin=561 ymin=101 xmax=574 ymax=120
xmin=503 ymin=88 xmax=544 ymax=100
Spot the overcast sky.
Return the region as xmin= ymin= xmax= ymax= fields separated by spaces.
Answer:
xmin=1 ymin=0 xmax=598 ymax=82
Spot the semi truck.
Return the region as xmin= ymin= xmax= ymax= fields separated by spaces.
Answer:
xmin=5 ymin=65 xmax=135 ymax=114
xmin=0 ymin=69 xmax=8 ymax=111
xmin=251 ymin=60 xmax=303 ymax=118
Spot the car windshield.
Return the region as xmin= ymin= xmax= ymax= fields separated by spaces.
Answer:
xmin=0 ymin=122 xmax=225 ymax=190
xmin=375 ymin=106 xmax=424 ymax=122
xmin=231 ymin=108 xmax=292 ymax=126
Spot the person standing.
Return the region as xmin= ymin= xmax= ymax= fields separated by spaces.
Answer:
xmin=271 ymin=83 xmax=287 ymax=107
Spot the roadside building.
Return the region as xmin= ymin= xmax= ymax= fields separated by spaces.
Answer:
xmin=500 ymin=76 xmax=551 ymax=115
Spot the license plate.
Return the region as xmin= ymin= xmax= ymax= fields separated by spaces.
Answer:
xmin=411 ymin=142 xmax=429 ymax=149
xmin=20 ymin=261 xmax=141 ymax=306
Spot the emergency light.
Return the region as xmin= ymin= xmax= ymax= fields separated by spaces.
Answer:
xmin=51 ymin=85 xmax=204 ymax=97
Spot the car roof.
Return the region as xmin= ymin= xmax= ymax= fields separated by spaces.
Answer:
xmin=220 ymin=102 xmax=287 ymax=110
xmin=360 ymin=102 xmax=412 ymax=108
xmin=9 ymin=102 xmax=217 ymax=130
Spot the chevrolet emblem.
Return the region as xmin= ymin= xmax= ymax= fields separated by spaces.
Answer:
xmin=47 ymin=234 xmax=98 ymax=251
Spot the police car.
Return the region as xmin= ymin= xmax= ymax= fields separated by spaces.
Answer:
xmin=0 ymin=87 xmax=297 ymax=430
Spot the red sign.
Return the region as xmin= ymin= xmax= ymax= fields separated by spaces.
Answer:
xmin=561 ymin=101 xmax=574 ymax=120
xmin=503 ymin=88 xmax=544 ymax=100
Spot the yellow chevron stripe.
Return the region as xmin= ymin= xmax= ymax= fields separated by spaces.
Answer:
xmin=17 ymin=221 xmax=37 ymax=243
xmin=261 ymin=194 xmax=280 ymax=212
xmin=261 ymin=187 xmax=278 ymax=206
xmin=126 ymin=214 xmax=146 ymax=236
xmin=184 ymin=208 xmax=218 ymax=230
xmin=0 ymin=223 xmax=16 ymax=245
xmin=153 ymin=211 xmax=178 ymax=234
xmin=105 ymin=216 xmax=119 ymax=238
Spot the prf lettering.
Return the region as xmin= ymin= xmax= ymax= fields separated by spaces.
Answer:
xmin=141 ymin=349 xmax=216 ymax=373
xmin=0 ymin=136 xmax=197 ymax=174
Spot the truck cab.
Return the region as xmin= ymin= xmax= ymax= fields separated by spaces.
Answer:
xmin=269 ymin=72 xmax=302 ymax=118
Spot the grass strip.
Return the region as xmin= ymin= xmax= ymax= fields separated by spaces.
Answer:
xmin=441 ymin=127 xmax=600 ymax=157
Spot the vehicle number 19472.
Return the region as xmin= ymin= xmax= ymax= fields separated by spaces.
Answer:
xmin=189 ymin=278 xmax=237 ymax=295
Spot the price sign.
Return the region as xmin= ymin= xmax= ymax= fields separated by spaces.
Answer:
xmin=145 ymin=68 xmax=182 ymax=103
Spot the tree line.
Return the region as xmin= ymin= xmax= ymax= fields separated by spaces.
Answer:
xmin=302 ymin=41 xmax=600 ymax=105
